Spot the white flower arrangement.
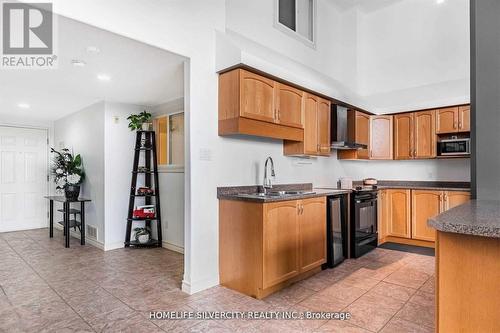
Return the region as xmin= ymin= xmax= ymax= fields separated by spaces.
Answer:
xmin=66 ymin=174 xmax=81 ymax=185
xmin=50 ymin=148 xmax=85 ymax=190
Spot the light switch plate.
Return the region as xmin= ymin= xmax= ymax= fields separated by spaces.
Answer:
xmin=199 ymin=148 xmax=212 ymax=161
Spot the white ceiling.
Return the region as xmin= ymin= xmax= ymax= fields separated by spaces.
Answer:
xmin=0 ymin=15 xmax=185 ymax=122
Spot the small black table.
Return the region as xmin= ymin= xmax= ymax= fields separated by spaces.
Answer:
xmin=44 ymin=196 xmax=91 ymax=248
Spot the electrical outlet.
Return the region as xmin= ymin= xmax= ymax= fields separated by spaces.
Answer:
xmin=113 ymin=116 xmax=120 ymax=124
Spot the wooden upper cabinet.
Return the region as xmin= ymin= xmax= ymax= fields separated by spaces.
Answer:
xmin=240 ymin=70 xmax=276 ymax=123
xmin=303 ymin=94 xmax=319 ymax=155
xmin=219 ymin=69 xmax=303 ymax=141
xmin=444 ymin=191 xmax=471 ymax=210
xmin=458 ymin=105 xmax=470 ymax=132
xmin=275 ymin=83 xmax=304 ymax=129
xmin=411 ymin=190 xmax=442 ymax=242
xmin=355 ymin=111 xmax=370 ymax=159
xmin=386 ymin=189 xmax=411 ymax=239
xmin=370 ymin=115 xmax=393 ymax=159
xmin=436 ymin=105 xmax=471 ymax=134
xmin=436 ymin=107 xmax=458 ymax=134
xmin=263 ymin=201 xmax=299 ymax=288
xmin=394 ymin=113 xmax=414 ymax=160
xmin=283 ymin=94 xmax=330 ymax=157
xmin=317 ymin=98 xmax=331 ymax=156
xmin=298 ymin=197 xmax=326 ymax=272
xmin=414 ymin=110 xmax=436 ymax=159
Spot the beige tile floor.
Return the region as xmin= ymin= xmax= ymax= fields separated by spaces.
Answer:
xmin=0 ymin=229 xmax=435 ymax=332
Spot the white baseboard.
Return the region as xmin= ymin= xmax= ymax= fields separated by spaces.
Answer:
xmin=182 ymin=275 xmax=219 ymax=295
xmin=104 ymin=242 xmax=124 ymax=251
xmin=53 ymin=224 xmax=104 ymax=250
xmin=162 ymin=241 xmax=184 ymax=254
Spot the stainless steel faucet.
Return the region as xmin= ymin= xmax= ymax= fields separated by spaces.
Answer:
xmin=263 ymin=157 xmax=275 ymax=194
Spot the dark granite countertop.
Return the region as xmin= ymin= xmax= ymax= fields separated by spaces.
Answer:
xmin=217 ymin=183 xmax=350 ymax=203
xmin=428 ymin=200 xmax=500 ymax=238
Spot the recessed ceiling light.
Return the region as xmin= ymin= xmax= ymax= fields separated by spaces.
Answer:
xmin=97 ymin=74 xmax=111 ymax=81
xmin=17 ymin=103 xmax=30 ymax=109
xmin=436 ymin=0 xmax=445 ymax=4
xmin=71 ymin=59 xmax=86 ymax=67
xmin=86 ymin=46 xmax=101 ymax=54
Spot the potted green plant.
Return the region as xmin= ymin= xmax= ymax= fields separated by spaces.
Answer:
xmin=134 ymin=226 xmax=151 ymax=244
xmin=127 ymin=110 xmax=152 ymax=131
xmin=51 ymin=148 xmax=85 ymax=200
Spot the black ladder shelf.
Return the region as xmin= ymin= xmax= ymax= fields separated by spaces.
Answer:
xmin=125 ymin=130 xmax=162 ymax=248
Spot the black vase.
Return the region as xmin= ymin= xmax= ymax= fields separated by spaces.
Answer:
xmin=65 ymin=185 xmax=80 ymax=201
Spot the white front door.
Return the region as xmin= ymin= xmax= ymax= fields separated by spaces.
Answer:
xmin=0 ymin=126 xmax=48 ymax=232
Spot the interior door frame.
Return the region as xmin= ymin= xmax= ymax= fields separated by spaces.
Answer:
xmin=0 ymin=124 xmax=50 ymax=230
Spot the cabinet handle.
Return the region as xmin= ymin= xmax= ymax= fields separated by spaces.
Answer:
xmin=277 ymin=109 xmax=281 ymax=120
xmin=317 ymin=144 xmax=320 ymax=152
xmin=454 ymin=121 xmax=457 ymax=129
xmin=458 ymin=121 xmax=462 ymax=129
xmin=414 ymin=149 xmax=416 ymax=158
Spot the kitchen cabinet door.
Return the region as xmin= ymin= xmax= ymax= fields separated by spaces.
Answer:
xmin=355 ymin=111 xmax=370 ymax=159
xmin=386 ymin=189 xmax=411 ymax=238
xmin=394 ymin=113 xmax=414 ymax=160
xmin=458 ymin=105 xmax=470 ymax=132
xmin=263 ymin=201 xmax=299 ymax=288
xmin=303 ymin=94 xmax=319 ymax=155
xmin=317 ymin=98 xmax=331 ymax=156
xmin=240 ymin=70 xmax=276 ymax=123
xmin=370 ymin=115 xmax=393 ymax=159
xmin=436 ymin=107 xmax=458 ymax=134
xmin=378 ymin=190 xmax=389 ymax=243
xmin=414 ymin=110 xmax=436 ymax=159
xmin=444 ymin=191 xmax=470 ymax=210
xmin=275 ymin=83 xmax=304 ymax=128
xmin=298 ymin=197 xmax=326 ymax=272
xmin=411 ymin=190 xmax=442 ymax=242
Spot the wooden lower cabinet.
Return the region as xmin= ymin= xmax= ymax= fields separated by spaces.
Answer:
xmin=386 ymin=189 xmax=412 ymax=239
xmin=299 ymin=197 xmax=327 ymax=271
xmin=411 ymin=190 xmax=441 ymax=242
xmin=219 ymin=197 xmax=326 ymax=299
xmin=263 ymin=201 xmax=300 ymax=288
xmin=445 ymin=191 xmax=470 ymax=209
xmin=379 ymin=189 xmax=470 ymax=247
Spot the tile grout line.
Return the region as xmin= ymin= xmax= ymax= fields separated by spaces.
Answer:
xmin=4 ymin=231 xmax=98 ymax=333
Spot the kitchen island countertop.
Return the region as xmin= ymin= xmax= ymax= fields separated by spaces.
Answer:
xmin=428 ymin=200 xmax=500 ymax=238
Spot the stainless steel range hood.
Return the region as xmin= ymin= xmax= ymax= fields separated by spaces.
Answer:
xmin=330 ymin=105 xmax=368 ymax=150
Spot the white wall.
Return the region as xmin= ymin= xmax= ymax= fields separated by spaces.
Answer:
xmin=152 ymin=99 xmax=185 ymax=253
xmin=103 ymin=102 xmax=146 ymax=250
xmin=42 ymin=0 xmax=471 ymax=295
xmin=220 ymin=0 xmax=362 ymax=105
xmin=53 ymin=101 xmax=105 ymax=244
xmin=357 ymin=0 xmax=470 ymax=113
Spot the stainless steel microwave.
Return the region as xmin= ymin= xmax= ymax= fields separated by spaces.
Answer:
xmin=438 ymin=138 xmax=470 ymax=156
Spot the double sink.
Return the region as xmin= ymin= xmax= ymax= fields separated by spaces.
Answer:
xmin=237 ymin=190 xmax=316 ymax=199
